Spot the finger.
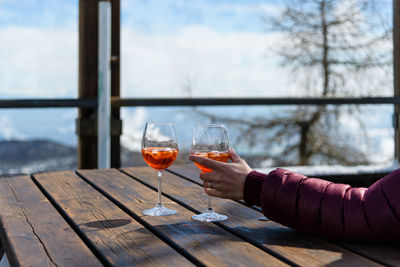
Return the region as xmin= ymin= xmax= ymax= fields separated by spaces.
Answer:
xmin=189 ymin=154 xmax=224 ymax=169
xmin=204 ymin=187 xmax=224 ymax=198
xmin=202 ymin=179 xmax=220 ymax=190
xmin=199 ymin=172 xmax=214 ymax=181
xmin=210 ymin=181 xmax=220 ymax=190
xmin=203 ymin=180 xmax=213 ymax=188
xmin=229 ymin=148 xmax=241 ymax=163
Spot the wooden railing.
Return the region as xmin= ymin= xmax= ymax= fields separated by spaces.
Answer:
xmin=0 ymin=96 xmax=399 ymax=108
xmin=0 ymin=96 xmax=397 ymax=184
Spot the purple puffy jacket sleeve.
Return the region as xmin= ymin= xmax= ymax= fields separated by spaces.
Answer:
xmin=243 ymin=168 xmax=400 ymax=242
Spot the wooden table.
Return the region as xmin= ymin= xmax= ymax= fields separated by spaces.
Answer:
xmin=0 ymin=165 xmax=399 ymax=266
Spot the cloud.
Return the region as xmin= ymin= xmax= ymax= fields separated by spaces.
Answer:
xmin=368 ymin=129 xmax=394 ymax=163
xmin=0 ymin=0 xmax=77 ymax=29
xmin=120 ymin=0 xmax=293 ymax=98
xmin=57 ymin=124 xmax=75 ymax=135
xmin=378 ymin=137 xmax=394 ymax=161
xmin=122 ymin=0 xmax=279 ymax=33
xmin=121 ymin=107 xmax=147 ymax=151
xmin=0 ymin=26 xmax=78 ymax=98
xmin=0 ymin=0 xmax=287 ymax=100
xmin=121 ymin=26 xmax=294 ymax=98
xmin=0 ymin=115 xmax=27 ymax=140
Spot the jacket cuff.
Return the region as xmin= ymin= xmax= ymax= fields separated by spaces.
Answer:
xmin=243 ymin=170 xmax=267 ymax=206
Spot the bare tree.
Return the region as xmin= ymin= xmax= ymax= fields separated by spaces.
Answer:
xmin=197 ymin=0 xmax=392 ymax=166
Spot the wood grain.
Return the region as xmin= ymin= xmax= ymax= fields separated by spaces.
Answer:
xmin=170 ymin=164 xmax=400 ymax=266
xmin=168 ymin=164 xmax=202 ymax=184
xmin=0 ymin=175 xmax=101 ymax=267
xmin=33 ymin=171 xmax=192 ymax=267
xmin=125 ymin=166 xmax=384 ymax=267
xmin=78 ymin=168 xmax=288 ymax=267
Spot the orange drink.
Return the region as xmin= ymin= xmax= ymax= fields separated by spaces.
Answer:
xmin=191 ymin=151 xmax=230 ymax=172
xmin=142 ymin=147 xmax=179 ymax=171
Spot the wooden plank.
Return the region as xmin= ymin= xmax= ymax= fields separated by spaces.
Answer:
xmin=337 ymin=243 xmax=400 ymax=267
xmin=33 ymin=171 xmax=192 ymax=267
xmin=168 ymin=165 xmax=261 ymax=212
xmin=124 ymin=166 xmax=384 ymax=267
xmin=169 ymin=165 xmax=400 ymax=266
xmin=78 ymin=169 xmax=289 ymax=267
xmin=170 ymin=165 xmax=400 ymax=266
xmin=0 ymin=175 xmax=101 ymax=267
xmin=168 ymin=164 xmax=202 ymax=184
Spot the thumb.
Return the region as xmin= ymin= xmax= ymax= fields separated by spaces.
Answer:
xmin=229 ymin=148 xmax=241 ymax=163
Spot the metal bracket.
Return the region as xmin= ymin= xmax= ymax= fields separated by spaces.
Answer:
xmin=393 ymin=112 xmax=400 ymax=129
xmin=76 ymin=117 xmax=122 ymax=137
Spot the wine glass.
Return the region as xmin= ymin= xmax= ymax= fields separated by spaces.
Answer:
xmin=141 ymin=122 xmax=179 ymax=216
xmin=191 ymin=124 xmax=229 ymax=222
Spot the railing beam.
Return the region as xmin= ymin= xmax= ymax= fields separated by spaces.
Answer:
xmin=111 ymin=97 xmax=400 ymax=107
xmin=0 ymin=99 xmax=96 ymax=108
xmin=0 ymin=97 xmax=399 ymax=109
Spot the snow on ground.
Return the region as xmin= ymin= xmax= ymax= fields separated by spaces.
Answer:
xmin=256 ymin=160 xmax=400 ymax=177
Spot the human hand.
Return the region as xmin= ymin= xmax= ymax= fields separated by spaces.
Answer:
xmin=189 ymin=149 xmax=253 ymax=200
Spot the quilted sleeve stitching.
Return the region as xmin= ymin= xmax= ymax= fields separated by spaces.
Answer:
xmin=295 ymin=177 xmax=308 ymax=227
xmin=342 ymin=186 xmax=351 ymax=238
xmin=269 ymin=171 xmax=288 ymax=212
xmin=318 ymin=182 xmax=333 ymax=228
xmin=361 ymin=191 xmax=374 ymax=240
xmin=379 ymin=182 xmax=400 ymax=224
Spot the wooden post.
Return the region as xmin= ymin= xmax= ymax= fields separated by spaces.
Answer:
xmin=78 ymin=0 xmax=121 ymax=169
xmin=78 ymin=0 xmax=99 ymax=169
xmin=111 ymin=0 xmax=121 ymax=168
xmin=394 ymin=0 xmax=400 ymax=161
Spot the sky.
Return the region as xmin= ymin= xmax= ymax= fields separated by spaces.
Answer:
xmin=0 ymin=0 xmax=294 ymax=100
xmin=0 ymin=0 xmax=395 ymax=165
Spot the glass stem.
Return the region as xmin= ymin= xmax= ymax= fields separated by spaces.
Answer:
xmin=207 ymin=195 xmax=213 ymax=212
xmin=157 ymin=171 xmax=163 ymax=207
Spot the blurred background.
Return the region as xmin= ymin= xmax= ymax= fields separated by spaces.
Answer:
xmin=0 ymin=0 xmax=394 ymax=174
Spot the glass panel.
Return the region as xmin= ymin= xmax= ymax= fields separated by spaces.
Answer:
xmin=121 ymin=0 xmax=294 ymax=98
xmin=121 ymin=0 xmax=393 ymax=98
xmin=121 ymin=105 xmax=394 ymax=168
xmin=0 ymin=109 xmax=77 ymax=174
xmin=0 ymin=0 xmax=78 ymax=99
xmin=0 ymin=1 xmax=78 ymax=173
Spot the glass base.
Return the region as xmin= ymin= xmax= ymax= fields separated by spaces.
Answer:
xmin=142 ymin=204 xmax=177 ymax=216
xmin=192 ymin=210 xmax=228 ymax=222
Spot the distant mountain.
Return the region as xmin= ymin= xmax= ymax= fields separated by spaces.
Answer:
xmin=0 ymin=139 xmax=285 ymax=175
xmin=0 ymin=139 xmax=77 ymax=175
xmin=0 ymin=139 xmax=151 ymax=175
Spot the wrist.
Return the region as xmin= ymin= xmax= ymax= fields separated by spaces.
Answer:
xmin=243 ymin=170 xmax=267 ymax=206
